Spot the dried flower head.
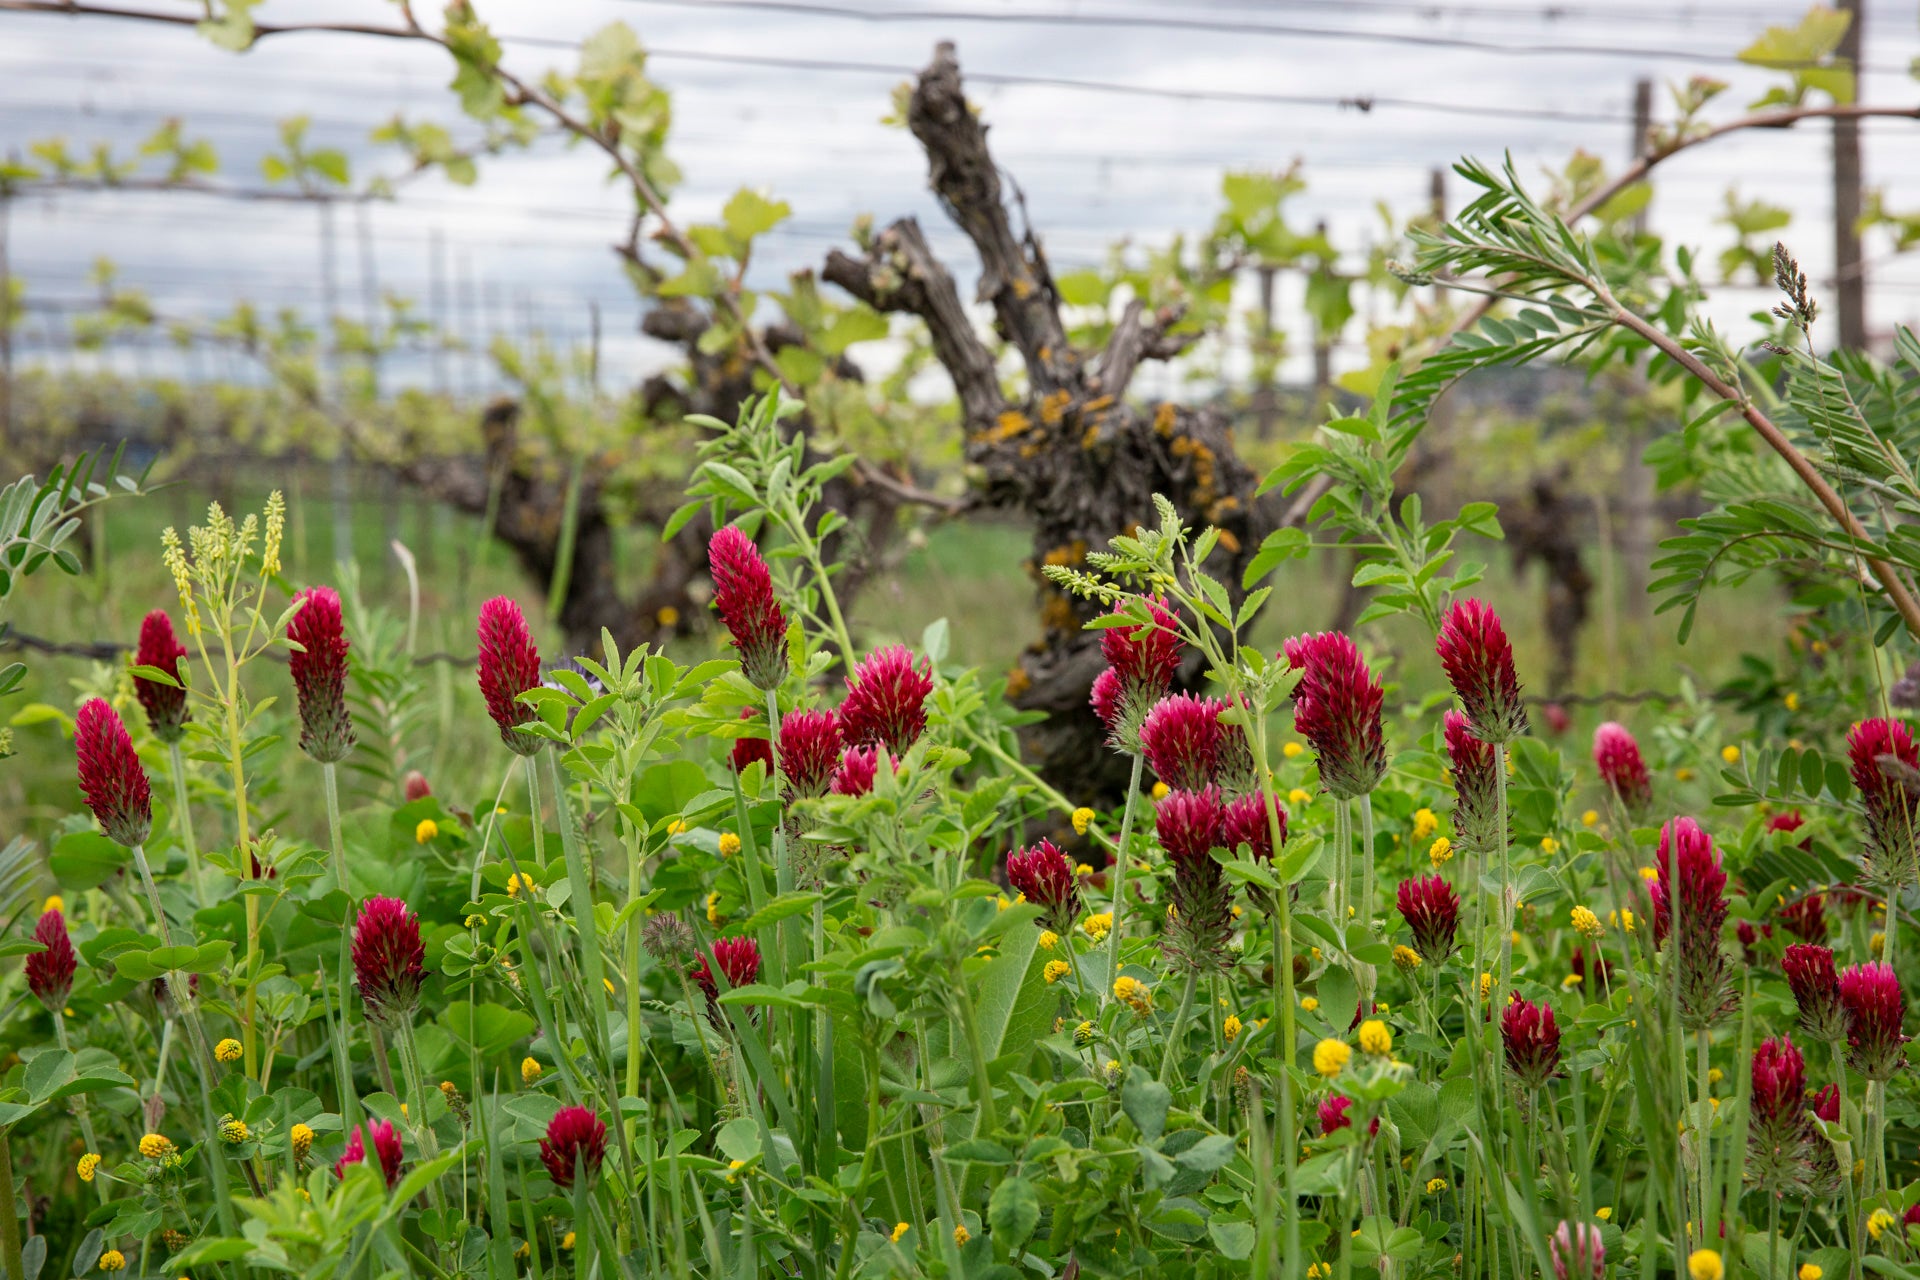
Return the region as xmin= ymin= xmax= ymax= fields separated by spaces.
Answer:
xmin=640 ymin=912 xmax=695 ymax=963
xmin=75 ymin=698 xmax=151 ymax=848
xmin=839 ymin=646 xmax=933 ymax=756
xmin=540 ymin=1105 xmax=609 ymax=1189
xmin=708 ymin=526 xmax=789 ymax=691
xmin=1396 ymin=874 xmax=1460 ymax=965
xmin=1848 ymin=718 xmax=1920 ymax=887
xmin=25 ymin=908 xmax=76 ymax=1012
xmin=1592 ymin=722 xmax=1653 ymax=819
xmin=1005 ymin=839 xmax=1079 ymax=933
xmin=476 ymin=597 xmax=544 ymax=756
xmin=132 ymin=609 xmax=190 ymax=743
xmin=1501 ymin=994 xmax=1562 ymax=1088
xmin=777 ymin=709 xmax=843 ymax=800
xmin=287 ymin=586 xmax=355 ymax=763
xmin=1435 ymin=598 xmax=1529 ymax=744
xmin=1838 ymin=961 xmax=1907 ymax=1081
xmin=1283 ymin=632 xmax=1387 ymax=799
xmin=351 ymin=896 xmax=426 ymax=1025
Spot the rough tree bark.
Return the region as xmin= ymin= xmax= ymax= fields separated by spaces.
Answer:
xmin=824 ymin=43 xmax=1282 ymax=803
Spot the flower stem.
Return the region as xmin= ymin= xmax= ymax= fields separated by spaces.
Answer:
xmin=323 ymin=761 xmax=361 ymax=1127
xmin=1158 ymin=968 xmax=1199 ymax=1084
xmin=1102 ymin=752 xmax=1145 ymax=1010
xmin=51 ymin=1012 xmax=106 ymax=1204
xmin=166 ymin=740 xmax=204 ymax=909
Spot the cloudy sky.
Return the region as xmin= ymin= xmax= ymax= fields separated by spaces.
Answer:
xmin=6 ymin=0 xmax=1920 ymax=393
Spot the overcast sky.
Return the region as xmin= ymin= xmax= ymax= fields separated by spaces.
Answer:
xmin=6 ymin=0 xmax=1920 ymax=393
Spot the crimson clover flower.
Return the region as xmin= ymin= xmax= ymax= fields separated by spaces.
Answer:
xmin=287 ymin=586 xmax=355 ymax=764
xmin=1838 ymin=960 xmax=1907 ymax=1081
xmin=1592 ymin=721 xmax=1653 ymax=819
xmin=1747 ymin=1034 xmax=1818 ymax=1196
xmin=1501 ymin=994 xmax=1561 ymax=1088
xmin=839 ymin=646 xmax=934 ymax=756
xmin=1005 ymin=839 xmax=1078 ymax=932
xmin=1140 ymin=693 xmax=1226 ymax=792
xmin=1782 ymin=943 xmax=1846 ymax=1044
xmin=777 ymin=709 xmax=843 ymax=800
xmin=335 ymin=1119 xmax=403 ymax=1188
xmin=540 ymin=1105 xmax=609 ymax=1189
xmin=351 ymin=896 xmax=425 ymax=1026
xmin=1221 ymin=791 xmax=1286 ymax=862
xmin=1647 ymin=816 xmax=1736 ymax=1031
xmin=75 ymin=698 xmax=151 ymax=848
xmin=1550 ymin=1221 xmax=1604 ymax=1280
xmin=1777 ymin=892 xmax=1827 ymax=944
xmin=25 ymin=908 xmax=77 ymax=1013
xmin=132 ymin=609 xmax=190 ymax=743
xmin=708 ymin=526 xmax=789 ymax=692
xmin=1443 ymin=711 xmax=1500 ymax=853
xmin=1091 ymin=597 xmax=1184 ymax=752
xmin=1435 ymin=598 xmax=1529 ymax=745
xmin=1155 ymin=787 xmax=1234 ymax=974
xmin=1283 ymin=631 xmax=1386 ymax=800
xmin=691 ymin=936 xmax=762 ymax=1002
xmin=1317 ymin=1094 xmax=1376 ymax=1136
xmin=1848 ymin=717 xmax=1920 ymax=887
xmin=1396 ymin=874 xmax=1460 ymax=965
xmin=476 ymin=597 xmax=544 ymax=756
xmin=831 ymin=745 xmax=886 ymax=797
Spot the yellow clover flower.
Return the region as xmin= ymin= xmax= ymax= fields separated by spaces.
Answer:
xmin=1313 ymin=1038 xmax=1351 ymax=1077
xmin=214 ymin=1038 xmax=243 ymax=1064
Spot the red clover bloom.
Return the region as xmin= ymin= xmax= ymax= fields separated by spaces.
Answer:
xmin=75 ymin=698 xmax=151 ymax=848
xmin=1221 ymin=791 xmax=1286 ymax=862
xmin=1838 ymin=961 xmax=1907 ymax=1081
xmin=1155 ymin=787 xmax=1233 ymax=974
xmin=287 ymin=586 xmax=355 ymax=764
xmin=1782 ymin=944 xmax=1846 ymax=1044
xmin=1443 ymin=711 xmax=1501 ymax=853
xmin=540 ymin=1105 xmax=609 ymax=1189
xmin=1283 ymin=632 xmax=1386 ymax=800
xmin=25 ymin=908 xmax=77 ymax=1013
xmin=476 ymin=597 xmax=544 ymax=756
xmin=1501 ymin=994 xmax=1562 ymax=1088
xmin=778 ymin=710 xmax=843 ymax=800
xmin=352 ymin=896 xmax=425 ymax=1026
xmin=335 ymin=1119 xmax=403 ymax=1188
xmin=1592 ymin=722 xmax=1653 ymax=819
xmin=132 ymin=610 xmax=190 ymax=743
xmin=1435 ymin=598 xmax=1529 ymax=744
xmin=708 ymin=526 xmax=789 ymax=692
xmin=1848 ymin=717 xmax=1920 ymax=887
xmin=1005 ymin=839 xmax=1079 ymax=932
xmin=1648 ymin=816 xmax=1736 ymax=1030
xmin=839 ymin=646 xmax=934 ymax=756
xmin=691 ymin=936 xmax=762 ymax=1002
xmin=1397 ymin=874 xmax=1461 ymax=964
xmin=1092 ymin=597 xmax=1184 ymax=751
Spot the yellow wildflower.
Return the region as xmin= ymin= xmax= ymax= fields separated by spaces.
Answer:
xmin=1689 ymin=1250 xmax=1722 ymax=1280
xmin=291 ymin=1123 xmax=313 ymax=1160
xmin=1223 ymin=1015 xmax=1242 ymax=1043
xmin=1043 ymin=960 xmax=1071 ymax=984
xmin=414 ymin=818 xmax=438 ymax=844
xmin=1540 ymin=836 xmax=1560 ymax=855
xmin=506 ymin=873 xmax=536 ymax=898
xmin=1428 ymin=836 xmax=1453 ymax=867
xmin=1307 ymin=1265 xmax=1332 ymax=1280
xmin=667 ymin=818 xmax=689 ymax=835
xmin=1038 ymin=930 xmax=1059 ymax=950
xmin=1561 ymin=974 xmax=1584 ymax=990
xmin=1072 ymin=807 xmax=1095 ymax=835
xmin=1114 ymin=976 xmax=1153 ymax=1015
xmin=1873 ymin=931 xmax=1886 ymax=955
xmin=1425 ymin=1177 xmax=1447 ymax=1193
xmin=1076 ymin=864 xmax=1094 ymax=877
xmin=214 ymin=1038 xmax=243 ymax=1064
xmin=1289 ymin=788 xmax=1311 ymax=806
xmin=1393 ymin=945 xmax=1422 ymax=972
xmin=139 ymin=1134 xmax=174 ymax=1159
xmin=219 ymin=1117 xmax=249 ymax=1144
xmin=1581 ymin=810 xmax=1599 ymax=826
xmin=1357 ymin=1020 xmax=1392 ymax=1056
xmin=707 ymin=892 xmax=723 ymax=925
xmin=1637 ymin=866 xmax=1658 ymax=881
xmin=515 ymin=1242 xmax=531 ymax=1260
xmin=1301 ymin=996 xmax=1319 ymax=1012
xmin=1313 ymin=1038 xmax=1351 ymax=1077
xmin=1596 ymin=1207 xmax=1612 ymax=1221
xmin=1785 ymin=691 xmax=1802 ymax=712
xmin=98 ymin=1251 xmax=126 ymax=1273
xmin=1676 ymin=767 xmax=1694 ymax=782
xmin=718 ymin=832 xmax=742 ymax=858
xmin=1571 ymin=906 xmax=1602 ymax=939
xmin=77 ymin=1152 xmax=100 ymax=1182
xmin=954 ymin=1224 xmax=970 ymax=1246
xmin=1151 ymin=782 xmax=1170 ymax=800
xmin=1800 ymin=1267 xmax=1821 ymax=1280
xmin=1283 ymin=742 xmax=1305 ymax=759
xmin=1707 ymin=1068 xmax=1723 ymax=1085
xmin=1869 ymin=1209 xmax=1897 ymax=1242
xmin=1073 ymin=1020 xmax=1095 ymax=1046
xmin=42 ymin=894 xmax=64 ymax=914
xmin=1082 ymin=912 xmax=1113 ymax=942
xmin=1721 ymin=745 xmax=1741 ymax=764
xmin=892 ymin=1223 xmax=911 ymax=1243
xmin=521 ymin=1056 xmax=542 ymax=1085
xmin=1479 ymin=973 xmax=1492 ymax=1000
xmin=464 ymin=913 xmax=485 ymax=928
xmin=1412 ymin=808 xmax=1439 ymax=841
xmin=726 ymin=1159 xmax=745 ymax=1182
xmin=562 ymin=1232 xmax=576 ymax=1250
xmin=657 ymin=605 xmax=680 ymax=627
